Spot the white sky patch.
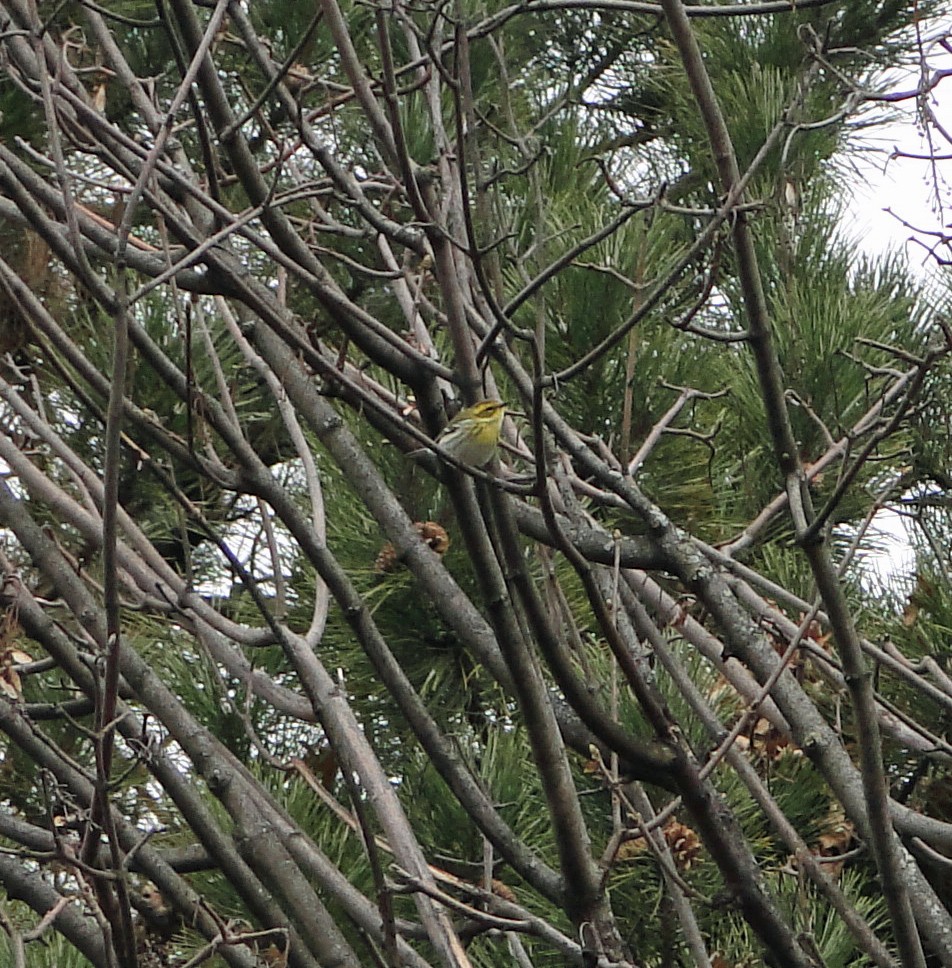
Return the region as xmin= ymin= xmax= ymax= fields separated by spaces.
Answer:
xmin=861 ymin=508 xmax=918 ymax=592
xmin=838 ymin=25 xmax=952 ymax=589
xmin=845 ymin=22 xmax=952 ymax=272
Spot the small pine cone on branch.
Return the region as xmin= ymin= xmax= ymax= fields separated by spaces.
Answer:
xmin=663 ymin=820 xmax=701 ymax=870
xmin=614 ymin=818 xmax=702 ymax=870
xmin=374 ymin=521 xmax=450 ymax=574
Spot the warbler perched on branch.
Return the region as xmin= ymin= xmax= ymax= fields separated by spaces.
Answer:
xmin=416 ymin=399 xmax=507 ymax=468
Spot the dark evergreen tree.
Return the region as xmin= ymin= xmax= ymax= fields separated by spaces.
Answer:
xmin=0 ymin=1 xmax=949 ymax=966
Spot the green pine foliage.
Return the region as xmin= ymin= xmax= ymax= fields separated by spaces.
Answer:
xmin=0 ymin=0 xmax=949 ymax=964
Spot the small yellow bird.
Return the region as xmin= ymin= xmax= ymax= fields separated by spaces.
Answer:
xmin=431 ymin=399 xmax=507 ymax=467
